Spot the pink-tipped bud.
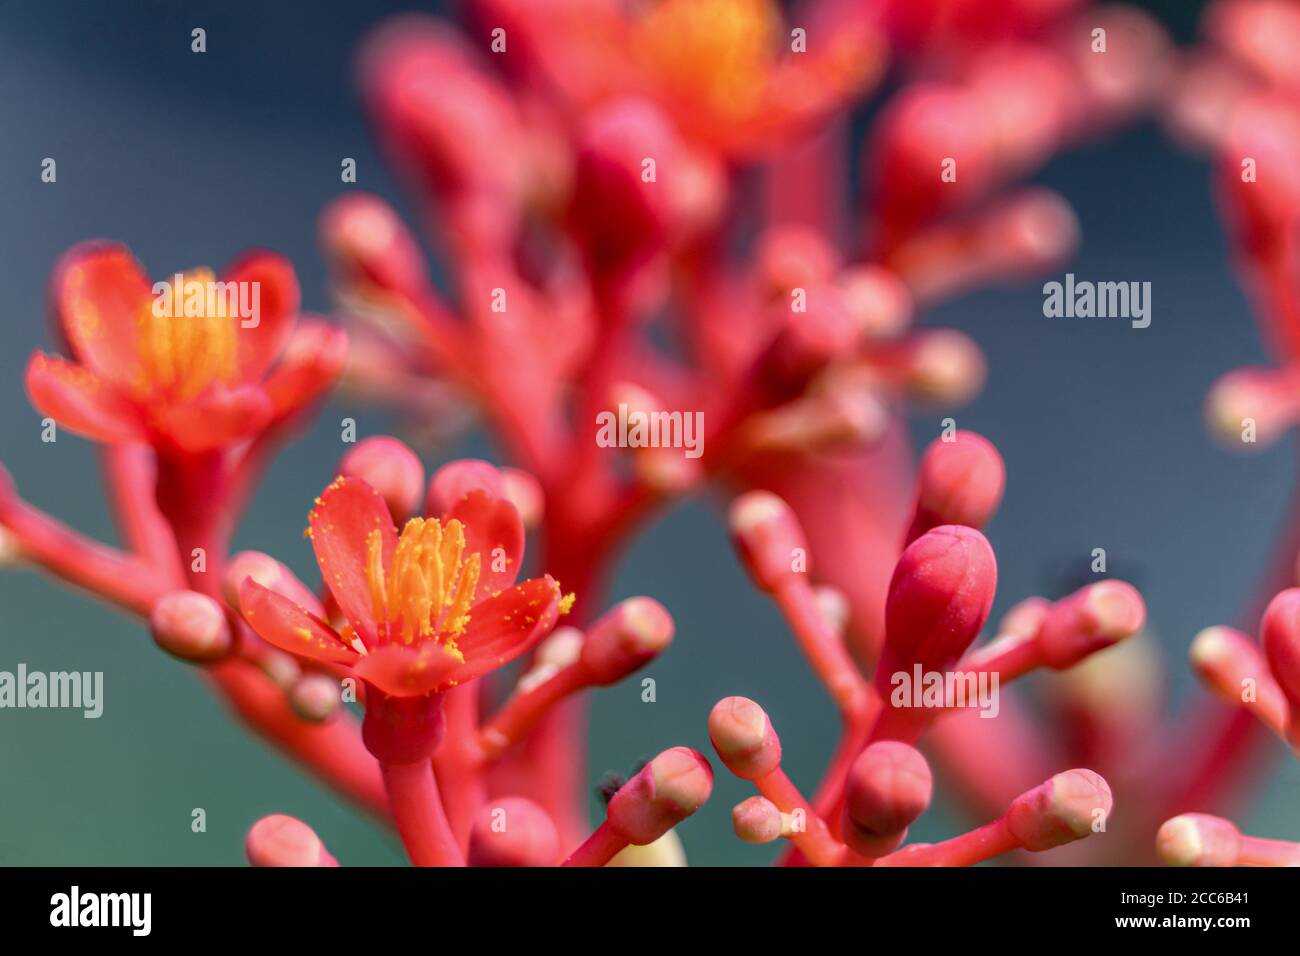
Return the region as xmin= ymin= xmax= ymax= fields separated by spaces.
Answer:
xmin=468 ymin=797 xmax=560 ymax=867
xmin=150 ymin=591 xmax=232 ymax=663
xmin=881 ymin=526 xmax=997 ymax=676
xmin=755 ymin=225 xmax=841 ymax=297
xmin=580 ymin=597 xmax=675 ymax=686
xmin=1000 ymin=596 xmax=1051 ymax=640
xmin=425 ymin=458 xmax=504 ymax=516
xmin=1190 ymin=626 xmax=1290 ymax=731
xmin=1006 ymin=769 xmax=1112 ymax=852
xmin=732 ymin=796 xmax=784 ymax=844
xmin=224 ymin=551 xmax=323 ymax=617
xmin=842 ymin=742 xmax=933 ymax=857
xmin=500 ymin=467 xmax=544 ymax=528
xmin=1037 ymin=580 xmax=1146 ymax=669
xmin=606 ymin=747 xmax=714 ymax=845
xmin=815 ymin=586 xmax=851 ymax=638
xmin=1261 ymin=588 xmax=1300 ymax=712
xmin=836 ymin=265 xmax=912 ymax=341
xmin=728 ymin=491 xmax=809 ymax=593
xmin=1156 ymin=814 xmax=1241 ymax=867
xmin=288 ymin=673 xmax=342 ymax=722
xmin=340 ymin=437 xmax=424 ymax=522
xmin=1206 ymin=367 xmax=1300 ymax=448
xmin=245 ymin=814 xmax=337 ymax=867
xmin=708 ymin=696 xmax=782 ymax=781
xmin=319 ymin=192 xmax=430 ymax=297
xmin=908 ymin=430 xmax=1005 ymax=542
xmin=903 ymin=329 xmax=986 ymax=406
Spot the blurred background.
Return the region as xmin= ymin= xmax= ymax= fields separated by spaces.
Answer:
xmin=0 ymin=0 xmax=1295 ymax=865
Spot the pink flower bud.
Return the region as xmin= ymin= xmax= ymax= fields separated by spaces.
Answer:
xmin=339 ymin=437 xmax=424 ymax=523
xmin=708 ymin=696 xmax=782 ymax=781
xmin=732 ymin=796 xmax=784 ymax=844
xmin=319 ymin=192 xmax=430 ymax=297
xmin=289 ymin=673 xmax=342 ymax=723
xmin=500 ymin=467 xmax=544 ymax=528
xmin=150 ymin=591 xmax=232 ymax=663
xmin=881 ymin=525 xmax=997 ymax=676
xmin=1037 ymin=580 xmax=1146 ymax=669
xmin=1206 ymin=367 xmax=1300 ymax=448
xmin=1156 ymin=814 xmax=1241 ymax=867
xmin=468 ymin=798 xmax=560 ymax=867
xmin=903 ymin=329 xmax=986 ymax=407
xmin=580 ymin=597 xmax=675 ymax=686
xmin=1261 ymin=588 xmax=1300 ymax=712
xmin=755 ymin=225 xmax=841 ymax=297
xmin=606 ymin=747 xmax=714 ymax=845
xmin=836 ymin=265 xmax=912 ymax=341
xmin=224 ymin=551 xmax=323 ymax=617
xmin=907 ymin=430 xmax=1005 ymax=542
xmin=425 ymin=458 xmax=504 ymax=516
xmin=842 ymin=741 xmax=933 ymax=853
xmin=1006 ymin=769 xmax=1112 ymax=852
xmin=246 ymin=814 xmax=337 ymax=867
xmin=728 ymin=491 xmax=809 ymax=593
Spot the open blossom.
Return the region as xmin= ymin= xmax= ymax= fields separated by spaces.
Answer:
xmin=239 ymin=475 xmax=571 ymax=697
xmin=24 ymin=241 xmax=345 ymax=454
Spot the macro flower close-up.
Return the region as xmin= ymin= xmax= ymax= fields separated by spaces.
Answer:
xmin=0 ymin=0 xmax=1297 ymax=939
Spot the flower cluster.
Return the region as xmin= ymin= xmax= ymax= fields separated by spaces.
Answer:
xmin=3 ymin=0 xmax=1297 ymax=867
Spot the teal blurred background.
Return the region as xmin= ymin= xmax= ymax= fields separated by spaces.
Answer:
xmin=0 ymin=0 xmax=1296 ymax=865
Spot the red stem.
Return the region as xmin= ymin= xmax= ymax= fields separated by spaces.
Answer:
xmin=561 ymin=820 xmax=628 ymax=867
xmin=381 ymin=760 xmax=465 ymax=866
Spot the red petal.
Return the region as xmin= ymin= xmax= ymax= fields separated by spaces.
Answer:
xmin=444 ymin=488 xmax=524 ymax=599
xmin=25 ymin=352 xmax=146 ymax=444
xmin=152 ymin=384 xmax=272 ymax=453
xmin=52 ymin=241 xmax=151 ymax=388
xmin=310 ymin=476 xmax=397 ymax=645
xmin=224 ymin=251 xmax=300 ymax=381
xmin=449 ymin=576 xmax=562 ymax=685
xmin=239 ymin=579 xmax=360 ymax=665
xmin=352 ymin=641 xmax=462 ymax=697
xmin=263 ymin=320 xmax=348 ymax=419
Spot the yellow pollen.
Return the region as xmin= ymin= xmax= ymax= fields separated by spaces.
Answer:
xmin=638 ymin=0 xmax=777 ymax=121
xmin=133 ymin=269 xmax=239 ymax=400
xmin=365 ymin=518 xmax=479 ymax=656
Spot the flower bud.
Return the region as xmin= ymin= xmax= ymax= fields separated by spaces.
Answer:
xmin=340 ymin=436 xmax=424 ymax=522
xmin=1156 ymin=814 xmax=1241 ymax=867
xmin=606 ymin=747 xmax=714 ymax=845
xmin=500 ymin=467 xmax=544 ymax=528
xmin=755 ymin=225 xmax=840 ymax=298
xmin=836 ymin=265 xmax=912 ymax=341
xmin=1261 ymin=588 xmax=1300 ymax=712
xmin=246 ymin=814 xmax=337 ymax=867
xmin=224 ymin=551 xmax=323 ymax=617
xmin=580 ymin=597 xmax=675 ymax=686
xmin=319 ymin=192 xmax=430 ymax=297
xmin=728 ymin=491 xmax=809 ymax=593
xmin=468 ymin=798 xmax=560 ymax=867
xmin=842 ymin=741 xmax=933 ymax=856
xmin=150 ymin=590 xmax=232 ymax=663
xmin=907 ymin=430 xmax=1005 ymax=543
xmin=903 ymin=329 xmax=986 ymax=407
xmin=708 ymin=696 xmax=781 ymax=781
xmin=1006 ymin=769 xmax=1111 ymax=852
xmin=881 ymin=525 xmax=997 ymax=675
xmin=1037 ymin=580 xmax=1146 ymax=669
xmin=289 ymin=673 xmax=342 ymax=722
xmin=732 ymin=796 xmax=784 ymax=844
xmin=425 ymin=458 xmax=504 ymax=516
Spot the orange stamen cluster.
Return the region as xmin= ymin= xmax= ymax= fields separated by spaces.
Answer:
xmin=365 ymin=517 xmax=480 ymax=654
xmin=135 ymin=270 xmax=239 ymax=400
xmin=638 ymin=0 xmax=777 ymax=121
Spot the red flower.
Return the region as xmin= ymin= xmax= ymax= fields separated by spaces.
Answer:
xmin=239 ymin=476 xmax=568 ymax=697
xmin=25 ymin=241 xmax=345 ymax=453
